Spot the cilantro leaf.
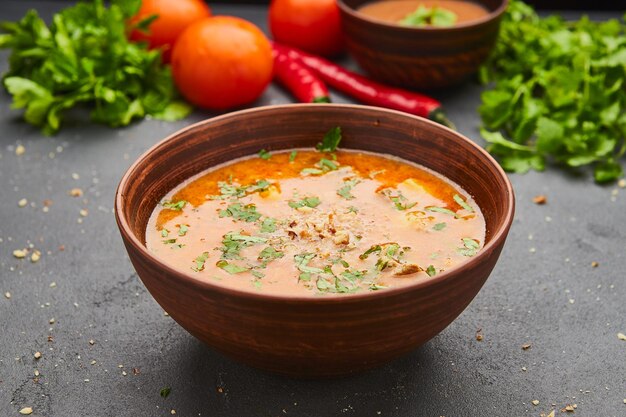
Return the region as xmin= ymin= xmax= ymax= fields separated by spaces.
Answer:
xmin=161 ymin=200 xmax=187 ymax=211
xmin=216 ymin=260 xmax=249 ymax=274
xmin=219 ymin=203 xmax=262 ymax=222
xmin=479 ymin=0 xmax=626 ymax=183
xmin=316 ymin=127 xmax=342 ymax=152
xmin=0 ymin=2 xmax=191 ymax=134
xmin=288 ymin=196 xmax=321 ymax=209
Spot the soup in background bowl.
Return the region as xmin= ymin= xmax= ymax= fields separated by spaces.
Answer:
xmin=115 ymin=104 xmax=514 ymax=377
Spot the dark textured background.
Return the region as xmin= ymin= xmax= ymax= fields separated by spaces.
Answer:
xmin=1 ymin=2 xmax=625 ymax=416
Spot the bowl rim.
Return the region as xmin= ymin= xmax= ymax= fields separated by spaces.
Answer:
xmin=337 ymin=0 xmax=509 ymax=32
xmin=115 ymin=103 xmax=514 ymax=304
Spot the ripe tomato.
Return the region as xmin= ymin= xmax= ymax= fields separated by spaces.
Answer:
xmin=269 ymin=0 xmax=344 ymax=57
xmin=171 ymin=16 xmax=273 ymax=110
xmin=129 ymin=0 xmax=212 ymax=62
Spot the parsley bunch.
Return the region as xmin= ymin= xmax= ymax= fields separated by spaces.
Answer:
xmin=479 ymin=1 xmax=626 ymax=182
xmin=0 ymin=0 xmax=191 ymax=135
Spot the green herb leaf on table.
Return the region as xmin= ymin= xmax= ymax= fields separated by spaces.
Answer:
xmin=479 ymin=0 xmax=626 ymax=183
xmin=160 ymin=387 xmax=171 ymax=398
xmin=0 ymin=2 xmax=191 ymax=135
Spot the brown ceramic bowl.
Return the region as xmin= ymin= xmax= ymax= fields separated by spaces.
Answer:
xmin=115 ymin=104 xmax=514 ymax=378
xmin=338 ymin=0 xmax=508 ymax=89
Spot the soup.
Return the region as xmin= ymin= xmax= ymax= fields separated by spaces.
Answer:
xmin=358 ymin=0 xmax=489 ymax=26
xmin=146 ymin=130 xmax=485 ymax=297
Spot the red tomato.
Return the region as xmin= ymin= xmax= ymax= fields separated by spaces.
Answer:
xmin=171 ymin=16 xmax=273 ymax=110
xmin=129 ymin=0 xmax=212 ymax=62
xmin=269 ymin=0 xmax=344 ymax=57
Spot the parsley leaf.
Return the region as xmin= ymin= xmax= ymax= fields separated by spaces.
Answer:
xmin=288 ymin=196 xmax=321 ymax=209
xmin=216 ymin=260 xmax=249 ymax=274
xmin=289 ymin=150 xmax=298 ymax=162
xmin=453 ymin=194 xmax=474 ymax=212
xmin=161 ymin=200 xmax=187 ymax=211
xmin=426 ymin=265 xmax=437 ymax=277
xmin=191 ymin=252 xmax=209 ymax=272
xmin=337 ymin=178 xmax=360 ymax=200
xmin=0 ymin=2 xmax=191 ymax=135
xmin=316 ymin=127 xmax=342 ymax=152
xmin=260 ymin=217 xmax=278 ymax=233
xmin=219 ymin=203 xmax=262 ymax=222
xmin=432 ymin=222 xmax=447 ymax=231
xmin=160 ymin=387 xmax=171 ymax=398
xmin=217 ymin=232 xmax=267 ymax=260
xmin=457 ymin=238 xmax=480 ymax=257
xmin=258 ymin=149 xmax=271 ymax=160
xmin=479 ymin=0 xmax=626 ymax=183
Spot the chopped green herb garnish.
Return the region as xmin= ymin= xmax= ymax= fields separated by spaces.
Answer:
xmin=359 ymin=245 xmax=382 ymax=260
xmin=457 ymin=238 xmax=480 ymax=257
xmin=341 ymin=270 xmax=365 ymax=282
xmin=426 ymin=265 xmax=437 ymax=277
xmin=300 ymin=168 xmax=325 ymax=176
xmin=178 ymin=224 xmax=188 ymax=236
xmin=161 ymin=200 xmax=187 ymax=211
xmin=294 ymin=253 xmax=324 ymax=274
xmin=253 ymin=279 xmax=263 ymax=289
xmin=318 ymin=158 xmax=338 ymax=171
xmin=337 ymin=178 xmax=360 ymax=200
xmin=219 ymin=203 xmax=262 ymax=222
xmin=316 ymin=126 xmax=342 ymax=152
xmin=369 ymin=283 xmax=388 ymax=291
xmin=289 ymin=150 xmax=298 ymax=162
xmin=453 ymin=194 xmax=474 ymax=212
xmin=346 ymin=206 xmax=359 ymax=214
xmin=400 ymin=6 xmax=457 ymax=27
xmin=316 ymin=277 xmax=333 ymax=291
xmin=288 ymin=196 xmax=321 ymax=209
xmin=432 ymin=222 xmax=447 ymax=231
xmin=425 ymin=206 xmax=459 ymax=217
xmin=160 ymin=229 xmax=169 ymax=238
xmin=258 ymin=149 xmax=271 ymax=160
xmin=260 ymin=217 xmax=277 ymax=233
xmin=216 ymin=260 xmax=249 ymax=274
xmin=213 ymin=179 xmax=271 ymax=200
xmin=160 ymin=387 xmax=171 ymax=398
xmin=258 ymin=246 xmax=284 ymax=263
xmin=382 ymin=189 xmax=416 ymax=210
xmin=217 ymin=232 xmax=267 ymax=260
xmin=162 ymin=238 xmax=177 ymax=244
xmin=191 ymin=252 xmax=210 ymax=272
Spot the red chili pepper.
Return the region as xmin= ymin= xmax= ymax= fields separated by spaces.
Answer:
xmin=272 ymin=42 xmax=453 ymax=128
xmin=272 ymin=47 xmax=331 ymax=103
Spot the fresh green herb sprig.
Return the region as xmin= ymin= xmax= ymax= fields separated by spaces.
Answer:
xmin=479 ymin=0 xmax=626 ymax=182
xmin=0 ymin=0 xmax=191 ymax=135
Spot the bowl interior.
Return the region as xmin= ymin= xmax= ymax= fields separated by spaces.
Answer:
xmin=339 ymin=0 xmax=507 ymax=28
xmin=117 ymin=104 xmax=513 ymax=265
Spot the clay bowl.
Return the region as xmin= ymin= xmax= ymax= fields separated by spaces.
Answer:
xmin=338 ymin=0 xmax=508 ymax=90
xmin=115 ymin=104 xmax=514 ymax=378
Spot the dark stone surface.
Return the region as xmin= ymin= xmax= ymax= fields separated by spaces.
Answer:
xmin=0 ymin=2 xmax=624 ymax=416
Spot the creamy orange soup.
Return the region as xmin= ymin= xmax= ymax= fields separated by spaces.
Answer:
xmin=146 ymin=141 xmax=485 ymax=297
xmin=359 ymin=0 xmax=489 ymax=26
